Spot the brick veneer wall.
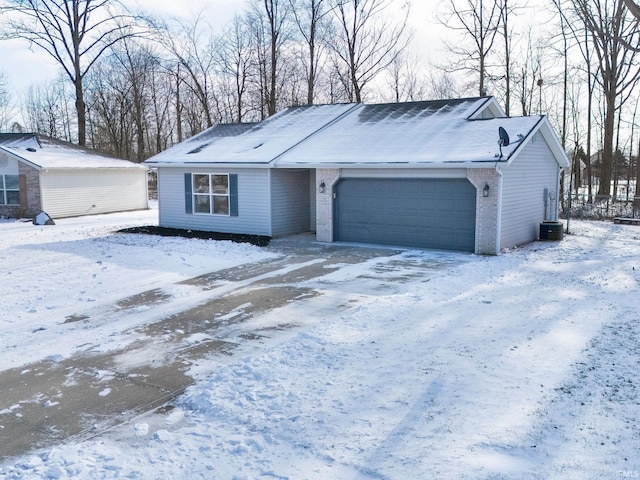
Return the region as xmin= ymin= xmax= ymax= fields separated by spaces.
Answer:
xmin=315 ymin=168 xmax=341 ymax=242
xmin=467 ymin=168 xmax=501 ymax=255
xmin=21 ymin=162 xmax=42 ymax=217
xmin=0 ymin=162 xmax=43 ymax=219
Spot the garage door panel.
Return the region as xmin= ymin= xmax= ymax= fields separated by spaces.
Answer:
xmin=334 ymin=178 xmax=476 ymax=252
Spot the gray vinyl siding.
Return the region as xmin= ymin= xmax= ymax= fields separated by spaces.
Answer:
xmin=500 ymin=133 xmax=560 ymax=249
xmin=157 ymin=167 xmax=271 ymax=235
xmin=39 ymin=169 xmax=148 ymax=218
xmin=270 ymin=169 xmax=311 ymax=237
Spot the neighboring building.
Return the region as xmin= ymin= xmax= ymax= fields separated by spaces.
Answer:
xmin=0 ymin=134 xmax=148 ymax=219
xmin=145 ymin=97 xmax=570 ymax=255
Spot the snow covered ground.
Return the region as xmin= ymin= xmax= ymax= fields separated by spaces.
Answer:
xmin=1 ymin=205 xmax=639 ymax=479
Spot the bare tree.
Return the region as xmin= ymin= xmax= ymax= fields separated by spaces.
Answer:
xmin=22 ymin=77 xmax=74 ymax=141
xmin=85 ymin=40 xmax=174 ymax=161
xmin=216 ymin=15 xmax=256 ymax=122
xmin=427 ymin=70 xmax=461 ymax=99
xmin=383 ymin=48 xmax=428 ymax=102
xmin=146 ymin=66 xmax=174 ymax=155
xmin=155 ymin=13 xmax=218 ymax=130
xmin=512 ymin=28 xmax=545 ymax=116
xmin=329 ymin=0 xmax=410 ymax=102
xmin=110 ymin=38 xmax=156 ymax=161
xmin=623 ymin=0 xmax=640 ymax=19
xmin=252 ymin=0 xmax=293 ymax=116
xmin=441 ymin=0 xmax=505 ymax=97
xmin=0 ymin=70 xmax=11 ymax=130
xmin=289 ymin=0 xmax=332 ymax=105
xmin=553 ymin=0 xmax=597 ymax=199
xmin=85 ymin=61 xmax=134 ymax=159
xmin=500 ymin=0 xmax=513 ymax=114
xmin=552 ymin=0 xmax=571 ymax=149
xmin=571 ymin=0 xmax=640 ymax=197
xmin=0 ymin=0 xmax=138 ymax=146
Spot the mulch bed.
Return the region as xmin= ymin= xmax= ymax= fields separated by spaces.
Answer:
xmin=118 ymin=226 xmax=271 ymax=247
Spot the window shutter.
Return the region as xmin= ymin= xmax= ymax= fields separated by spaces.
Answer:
xmin=184 ymin=173 xmax=193 ymax=214
xmin=229 ymin=174 xmax=238 ymax=217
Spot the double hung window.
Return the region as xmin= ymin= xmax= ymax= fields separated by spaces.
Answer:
xmin=192 ymin=174 xmax=230 ymax=215
xmin=0 ymin=175 xmax=19 ymax=206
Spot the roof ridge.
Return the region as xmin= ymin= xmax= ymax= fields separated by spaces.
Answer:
xmin=271 ymin=103 xmax=362 ymax=165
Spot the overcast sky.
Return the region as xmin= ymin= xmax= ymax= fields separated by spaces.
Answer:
xmin=1 ymin=0 xmax=553 ymax=112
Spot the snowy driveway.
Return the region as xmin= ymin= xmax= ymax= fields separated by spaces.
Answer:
xmin=2 ymin=208 xmax=640 ymax=479
xmin=0 ymin=217 xmax=463 ymax=462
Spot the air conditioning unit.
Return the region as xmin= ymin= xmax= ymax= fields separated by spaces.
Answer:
xmin=540 ymin=221 xmax=563 ymax=241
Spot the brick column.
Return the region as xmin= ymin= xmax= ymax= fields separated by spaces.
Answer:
xmin=315 ymin=169 xmax=341 ymax=242
xmin=467 ymin=168 xmax=501 ymax=255
xmin=19 ymin=162 xmax=42 ymax=218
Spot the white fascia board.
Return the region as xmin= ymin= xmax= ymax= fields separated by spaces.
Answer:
xmin=276 ymin=161 xmax=509 ymax=169
xmin=538 ymin=118 xmax=571 ymax=168
xmin=467 ymin=97 xmax=506 ymax=119
xmin=40 ymin=166 xmax=148 ymax=172
xmin=500 ymin=117 xmax=570 ymax=169
xmin=0 ymin=148 xmax=42 ymax=170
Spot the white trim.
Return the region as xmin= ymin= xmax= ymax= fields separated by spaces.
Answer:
xmin=147 ymin=162 xmax=271 ymax=169
xmin=267 ymin=168 xmax=273 ymax=237
xmin=191 ymin=173 xmax=231 ymax=216
xmin=500 ymin=118 xmax=570 ymax=170
xmin=340 ymin=168 xmax=468 ymax=178
xmin=0 ymin=173 xmax=20 ymax=206
xmin=495 ymin=166 xmax=504 ymax=255
xmin=467 ymin=97 xmax=506 ymax=119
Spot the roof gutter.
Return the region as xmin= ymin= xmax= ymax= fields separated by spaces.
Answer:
xmin=274 ymin=160 xmax=510 ymax=169
xmin=146 ymin=161 xmax=271 ymax=169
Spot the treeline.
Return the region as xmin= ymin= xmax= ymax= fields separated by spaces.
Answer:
xmin=1 ymin=0 xmax=418 ymax=162
xmin=1 ymin=0 xmax=640 ymax=200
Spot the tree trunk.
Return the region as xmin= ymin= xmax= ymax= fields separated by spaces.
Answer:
xmin=176 ymin=68 xmax=183 ymax=143
xmin=503 ymin=0 xmax=510 ymax=114
xmin=599 ymin=89 xmax=616 ymax=197
xmin=307 ymin=34 xmax=316 ymax=105
xmin=75 ymin=77 xmax=86 ymax=147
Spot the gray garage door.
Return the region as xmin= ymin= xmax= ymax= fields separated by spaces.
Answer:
xmin=334 ymin=178 xmax=476 ymax=252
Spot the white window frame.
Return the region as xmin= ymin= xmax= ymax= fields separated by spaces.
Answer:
xmin=192 ymin=173 xmax=230 ymax=216
xmin=0 ymin=174 xmax=19 ymax=206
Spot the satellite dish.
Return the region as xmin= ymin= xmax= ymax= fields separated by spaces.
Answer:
xmin=498 ymin=126 xmax=510 ymax=146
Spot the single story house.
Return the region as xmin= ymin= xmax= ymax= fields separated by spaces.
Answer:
xmin=0 ymin=133 xmax=148 ymax=219
xmin=145 ymin=97 xmax=570 ymax=255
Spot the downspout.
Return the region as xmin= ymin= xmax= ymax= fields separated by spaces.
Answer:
xmin=564 ymin=165 xmax=571 ymax=233
xmin=557 ymin=166 xmax=563 ymax=222
xmin=495 ymin=165 xmax=504 ymax=255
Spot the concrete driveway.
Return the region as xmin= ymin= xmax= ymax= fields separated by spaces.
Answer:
xmin=0 ymin=237 xmax=460 ymax=462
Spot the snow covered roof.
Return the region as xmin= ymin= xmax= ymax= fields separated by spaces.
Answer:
xmin=146 ymin=103 xmax=357 ymax=166
xmin=145 ymin=97 xmax=570 ymax=169
xmin=0 ymin=134 xmax=147 ymax=170
xmin=276 ymin=102 xmax=546 ymax=167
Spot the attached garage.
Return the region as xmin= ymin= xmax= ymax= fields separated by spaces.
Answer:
xmin=334 ymin=178 xmax=476 ymax=252
xmin=147 ymin=96 xmax=570 ymax=255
